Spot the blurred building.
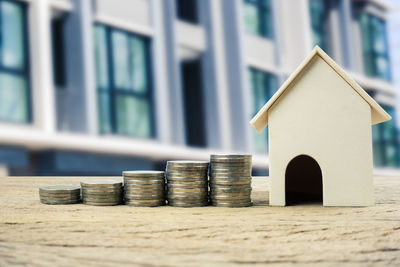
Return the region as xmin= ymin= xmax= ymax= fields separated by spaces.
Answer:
xmin=0 ymin=0 xmax=398 ymax=175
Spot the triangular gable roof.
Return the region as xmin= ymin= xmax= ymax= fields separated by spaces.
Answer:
xmin=250 ymin=46 xmax=392 ymax=133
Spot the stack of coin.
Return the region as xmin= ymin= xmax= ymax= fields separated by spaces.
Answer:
xmin=123 ymin=171 xmax=165 ymax=207
xmin=81 ymin=180 xmax=122 ymax=206
xmin=166 ymin=161 xmax=209 ymax=207
xmin=210 ymin=155 xmax=252 ymax=207
xmin=39 ymin=185 xmax=81 ymax=205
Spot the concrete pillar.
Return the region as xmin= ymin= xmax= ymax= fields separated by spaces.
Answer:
xmin=151 ymin=0 xmax=173 ymax=143
xmin=29 ymin=0 xmax=55 ymax=133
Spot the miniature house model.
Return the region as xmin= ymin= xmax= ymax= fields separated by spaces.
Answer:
xmin=250 ymin=46 xmax=391 ymax=207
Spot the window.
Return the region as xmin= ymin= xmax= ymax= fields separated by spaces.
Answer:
xmin=372 ymin=106 xmax=399 ymax=167
xmin=309 ymin=0 xmax=329 ymax=51
xmin=51 ymin=15 xmax=66 ymax=87
xmin=176 ymin=0 xmax=198 ymax=24
xmin=0 ymin=0 xmax=30 ymax=123
xmin=94 ymin=24 xmax=154 ymax=138
xmin=360 ymin=13 xmax=391 ymax=81
xmin=181 ymin=59 xmax=206 ymax=147
xmin=244 ymin=0 xmax=273 ymax=39
xmin=248 ymin=68 xmax=277 ymax=153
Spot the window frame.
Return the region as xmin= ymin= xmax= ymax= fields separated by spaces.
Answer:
xmin=372 ymin=106 xmax=399 ymax=167
xmin=248 ymin=67 xmax=277 ymax=153
xmin=360 ymin=12 xmax=391 ymax=81
xmin=309 ymin=0 xmax=329 ymax=51
xmin=94 ymin=23 xmax=156 ymax=138
xmin=176 ymin=0 xmax=199 ymax=24
xmin=244 ymin=0 xmax=273 ymax=39
xmin=0 ymin=0 xmax=32 ymax=123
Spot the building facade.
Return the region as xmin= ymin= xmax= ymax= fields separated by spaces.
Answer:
xmin=0 ymin=0 xmax=398 ymax=175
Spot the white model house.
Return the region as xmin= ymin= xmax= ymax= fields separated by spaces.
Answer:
xmin=250 ymin=46 xmax=391 ymax=207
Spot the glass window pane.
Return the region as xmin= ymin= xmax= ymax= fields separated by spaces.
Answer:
xmin=385 ymin=144 xmax=397 ymax=167
xmin=131 ymin=37 xmax=148 ymax=93
xmin=97 ymin=91 xmax=112 ymax=134
xmin=252 ymin=127 xmax=267 ymax=153
xmin=1 ymin=1 xmax=25 ymax=69
xmin=112 ymin=31 xmax=131 ymax=89
xmin=359 ymin=13 xmax=391 ymax=81
xmin=115 ymin=95 xmax=151 ymax=137
xmin=0 ymin=73 xmax=28 ymax=122
xmin=249 ymin=68 xmax=276 ymax=153
xmin=372 ymin=124 xmax=380 ymax=142
xmin=244 ymin=3 xmax=259 ymax=35
xmin=373 ymin=142 xmax=384 ymax=167
xmin=94 ymin=25 xmax=109 ymax=89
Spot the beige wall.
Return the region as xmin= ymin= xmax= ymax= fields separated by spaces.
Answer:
xmin=95 ymin=0 xmax=151 ymax=27
xmin=268 ymin=55 xmax=374 ymax=206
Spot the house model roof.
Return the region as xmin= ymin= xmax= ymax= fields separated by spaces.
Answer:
xmin=250 ymin=46 xmax=392 ymax=133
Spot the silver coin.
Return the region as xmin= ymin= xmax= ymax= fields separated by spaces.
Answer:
xmin=211 ymin=164 xmax=251 ymax=169
xmin=82 ymin=200 xmax=120 ymax=206
xmin=210 ymin=169 xmax=251 ymax=174
xmin=124 ymin=183 xmax=165 ymax=190
xmin=210 ymin=161 xmax=252 ymax=166
xmin=125 ymin=199 xmax=165 ymax=207
xmin=210 ymin=179 xmax=251 ymax=185
xmin=124 ymin=195 xmax=164 ymax=200
xmin=166 ymin=167 xmax=208 ymax=173
xmin=124 ymin=176 xmax=164 ymax=182
xmin=39 ymin=192 xmax=81 ymax=197
xmin=82 ymin=193 xmax=121 ymax=198
xmin=210 ymin=185 xmax=251 ymax=192
xmin=82 ymin=193 xmax=122 ymax=199
xmin=167 ymin=160 xmax=209 ymax=166
xmin=80 ymin=186 xmax=123 ymax=191
xmin=166 ymin=177 xmax=208 ymax=183
xmin=39 ymin=185 xmax=80 ymax=194
xmin=124 ymin=190 xmax=164 ymax=196
xmin=210 ymin=195 xmax=251 ymax=201
xmin=210 ymin=154 xmax=252 ymax=162
xmin=167 ymin=195 xmax=208 ymax=201
xmin=40 ymin=199 xmax=80 ymax=205
xmin=40 ymin=195 xmax=81 ymax=201
xmin=167 ymin=194 xmax=208 ymax=201
xmin=168 ymin=187 xmax=208 ymax=193
xmin=124 ymin=187 xmax=164 ymax=193
xmin=210 ymin=196 xmax=251 ymax=202
xmin=82 ymin=198 xmax=122 ymax=204
xmin=210 ymin=192 xmax=251 ymax=198
xmin=123 ymin=170 xmax=164 ymax=177
xmin=210 ymin=201 xmax=252 ymax=207
xmin=124 ymin=180 xmax=165 ymax=186
xmin=81 ymin=190 xmax=122 ymax=196
xmin=166 ymin=171 xmax=208 ymax=177
xmin=167 ymin=180 xmax=207 ymax=186
xmin=81 ymin=180 xmax=122 ymax=186
xmin=167 ymin=200 xmax=208 ymax=207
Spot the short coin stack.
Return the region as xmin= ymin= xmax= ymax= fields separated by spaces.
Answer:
xmin=166 ymin=161 xmax=209 ymax=207
xmin=81 ymin=180 xmax=122 ymax=206
xmin=123 ymin=171 xmax=165 ymax=207
xmin=210 ymin=155 xmax=252 ymax=207
xmin=39 ymin=185 xmax=80 ymax=205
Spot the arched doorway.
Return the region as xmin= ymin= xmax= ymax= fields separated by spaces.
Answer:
xmin=285 ymin=155 xmax=323 ymax=205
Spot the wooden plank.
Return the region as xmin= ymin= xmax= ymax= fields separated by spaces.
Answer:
xmin=0 ymin=176 xmax=399 ymax=265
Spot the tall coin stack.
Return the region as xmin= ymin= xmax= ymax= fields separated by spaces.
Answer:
xmin=166 ymin=161 xmax=209 ymax=207
xmin=210 ymin=155 xmax=252 ymax=207
xmin=81 ymin=180 xmax=122 ymax=206
xmin=39 ymin=185 xmax=80 ymax=205
xmin=123 ymin=171 xmax=165 ymax=207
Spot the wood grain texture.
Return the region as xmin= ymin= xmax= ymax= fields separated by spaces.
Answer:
xmin=0 ymin=176 xmax=399 ymax=266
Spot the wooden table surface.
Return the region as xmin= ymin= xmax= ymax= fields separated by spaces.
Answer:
xmin=0 ymin=176 xmax=399 ymax=266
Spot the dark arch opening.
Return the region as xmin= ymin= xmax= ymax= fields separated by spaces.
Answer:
xmin=285 ymin=155 xmax=323 ymax=205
